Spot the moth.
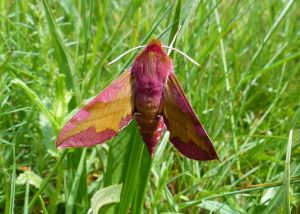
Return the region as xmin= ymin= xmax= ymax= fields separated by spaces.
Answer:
xmin=56 ymin=40 xmax=218 ymax=160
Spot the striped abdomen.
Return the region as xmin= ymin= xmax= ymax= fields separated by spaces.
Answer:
xmin=135 ymin=114 xmax=165 ymax=156
xmin=134 ymin=86 xmax=165 ymax=156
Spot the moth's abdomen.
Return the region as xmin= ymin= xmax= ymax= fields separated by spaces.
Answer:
xmin=135 ymin=86 xmax=163 ymax=118
xmin=135 ymin=115 xmax=165 ymax=156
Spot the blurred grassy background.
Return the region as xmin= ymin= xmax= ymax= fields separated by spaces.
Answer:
xmin=0 ymin=0 xmax=300 ymax=213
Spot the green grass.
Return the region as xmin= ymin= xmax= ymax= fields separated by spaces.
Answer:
xmin=1 ymin=0 xmax=300 ymax=213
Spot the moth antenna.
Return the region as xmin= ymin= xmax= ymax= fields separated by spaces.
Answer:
xmin=107 ymin=43 xmax=200 ymax=67
xmin=167 ymin=25 xmax=182 ymax=55
xmin=107 ymin=45 xmax=146 ymax=65
xmin=163 ymin=45 xmax=200 ymax=67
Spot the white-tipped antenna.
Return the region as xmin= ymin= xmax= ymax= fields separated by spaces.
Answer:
xmin=107 ymin=44 xmax=200 ymax=67
xmin=107 ymin=45 xmax=146 ymax=66
xmin=167 ymin=25 xmax=182 ymax=55
xmin=163 ymin=46 xmax=200 ymax=67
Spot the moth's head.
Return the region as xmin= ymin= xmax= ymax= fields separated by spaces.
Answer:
xmin=132 ymin=39 xmax=172 ymax=73
xmin=143 ymin=39 xmax=166 ymax=55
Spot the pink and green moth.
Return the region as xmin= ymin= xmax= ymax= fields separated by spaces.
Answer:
xmin=56 ymin=39 xmax=218 ymax=160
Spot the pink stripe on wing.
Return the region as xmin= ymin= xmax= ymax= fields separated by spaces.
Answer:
xmin=57 ymin=127 xmax=116 ymax=148
xmin=171 ymin=137 xmax=218 ymax=160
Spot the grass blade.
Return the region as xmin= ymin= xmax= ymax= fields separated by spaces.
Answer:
xmin=131 ymin=148 xmax=153 ymax=214
xmin=180 ymin=176 xmax=300 ymax=210
xmin=8 ymin=144 xmax=16 ymax=214
xmin=38 ymin=195 xmax=49 ymax=214
xmin=42 ymin=0 xmax=81 ymax=103
xmin=284 ymin=130 xmax=293 ymax=214
xmin=249 ymin=0 xmax=296 ymax=67
xmin=42 ymin=1 xmax=90 ymax=209
xmin=167 ymin=0 xmax=182 ymax=57
xmin=12 ymin=79 xmax=59 ymax=132
xmin=23 ymin=179 xmax=30 ymax=214
xmin=66 ymin=148 xmax=87 ymax=214
xmin=121 ymin=2 xmax=175 ymax=70
xmin=29 ymin=150 xmax=68 ymax=209
xmin=213 ymin=0 xmax=239 ymax=171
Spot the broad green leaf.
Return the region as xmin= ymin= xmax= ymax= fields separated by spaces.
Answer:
xmin=131 ymin=143 xmax=153 ymax=214
xmin=101 ymin=121 xmax=139 ymax=213
xmin=101 ymin=120 xmax=153 ymax=213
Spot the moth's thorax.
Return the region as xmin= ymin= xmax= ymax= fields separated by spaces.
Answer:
xmin=132 ymin=43 xmax=173 ymax=118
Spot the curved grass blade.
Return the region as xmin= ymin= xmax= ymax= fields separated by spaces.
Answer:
xmin=248 ymin=0 xmax=296 ymax=68
xmin=179 ymin=176 xmax=300 ymax=210
xmin=12 ymin=79 xmax=59 ymax=132
xmin=38 ymin=196 xmax=49 ymax=214
xmin=90 ymin=184 xmax=122 ymax=214
xmin=42 ymin=0 xmax=81 ymax=103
